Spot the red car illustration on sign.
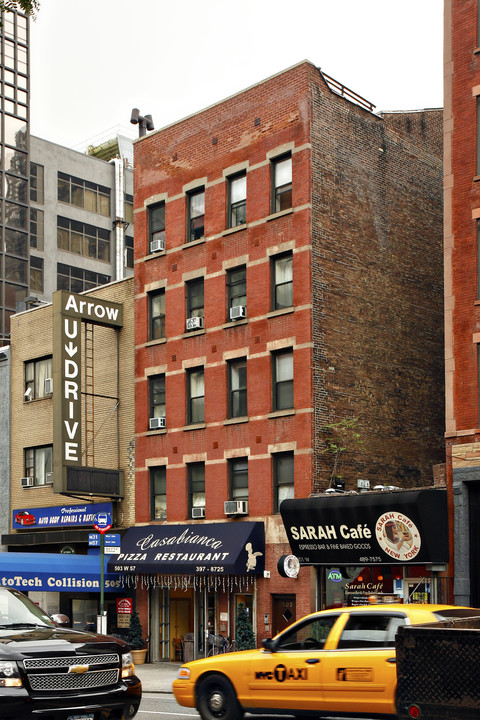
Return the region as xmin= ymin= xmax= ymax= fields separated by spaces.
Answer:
xmin=15 ymin=510 xmax=36 ymax=526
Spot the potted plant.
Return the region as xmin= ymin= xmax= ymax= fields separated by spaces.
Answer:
xmin=127 ymin=607 xmax=147 ymax=665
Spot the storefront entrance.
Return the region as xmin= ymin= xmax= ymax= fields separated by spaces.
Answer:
xmin=272 ymin=594 xmax=296 ymax=636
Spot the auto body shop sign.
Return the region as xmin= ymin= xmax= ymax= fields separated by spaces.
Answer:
xmin=280 ymin=489 xmax=448 ymax=565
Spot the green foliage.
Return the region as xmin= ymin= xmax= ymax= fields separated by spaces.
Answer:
xmin=127 ymin=608 xmax=145 ymax=650
xmin=0 ymin=0 xmax=39 ymax=17
xmin=235 ymin=602 xmax=256 ymax=651
xmin=319 ymin=416 xmax=365 ymax=482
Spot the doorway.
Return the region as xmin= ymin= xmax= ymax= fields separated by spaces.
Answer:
xmin=272 ymin=594 xmax=296 ymax=636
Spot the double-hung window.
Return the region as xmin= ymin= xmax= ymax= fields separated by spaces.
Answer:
xmin=227 ymin=266 xmax=246 ymax=318
xmin=149 ymin=289 xmax=165 ymax=340
xmin=187 ymin=367 xmax=205 ymax=424
xmin=25 ymin=356 xmax=53 ymax=400
xmin=272 ymin=349 xmax=293 ymax=411
xmin=151 ymin=467 xmax=167 ymax=520
xmin=271 ymin=253 xmax=293 ymax=310
xmin=187 ymin=189 xmax=205 ymax=242
xmin=25 ymin=445 xmax=53 ymax=486
xmin=188 ymin=463 xmax=205 ymax=515
xmin=273 ymin=451 xmax=294 ymax=513
xmin=229 ymin=458 xmax=248 ymax=502
xmin=149 ymin=375 xmax=165 ymax=427
xmin=228 ymin=358 xmax=247 ymax=418
xmin=186 ymin=278 xmax=204 ymax=328
xmin=228 ymin=173 xmax=246 ymax=228
xmin=271 ymin=154 xmax=292 ymax=212
xmin=149 ymin=202 xmax=165 ymax=251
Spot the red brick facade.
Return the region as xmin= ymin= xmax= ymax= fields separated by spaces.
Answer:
xmin=133 ymin=61 xmax=444 ymax=652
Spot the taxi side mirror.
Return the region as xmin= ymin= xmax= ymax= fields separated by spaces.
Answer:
xmin=262 ymin=638 xmax=277 ymax=652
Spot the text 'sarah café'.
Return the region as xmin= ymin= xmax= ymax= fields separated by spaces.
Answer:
xmin=280 ymin=489 xmax=449 ymax=607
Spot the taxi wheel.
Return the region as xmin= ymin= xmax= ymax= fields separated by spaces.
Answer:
xmin=197 ymin=673 xmax=243 ymax=720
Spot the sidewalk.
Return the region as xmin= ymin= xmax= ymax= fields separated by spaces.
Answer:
xmin=134 ymin=661 xmax=181 ymax=693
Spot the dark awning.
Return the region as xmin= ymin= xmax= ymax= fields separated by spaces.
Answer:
xmin=280 ymin=489 xmax=448 ymax=565
xmin=107 ymin=522 xmax=265 ymax=576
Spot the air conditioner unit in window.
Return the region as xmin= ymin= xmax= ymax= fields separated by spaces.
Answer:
xmin=230 ymin=305 xmax=246 ymax=321
xmin=45 ymin=472 xmax=53 ymax=484
xmin=149 ymin=416 xmax=166 ymax=430
xmin=150 ymin=238 xmax=165 ymax=253
xmin=44 ymin=377 xmax=53 ymax=394
xmin=191 ymin=506 xmax=205 ymax=519
xmin=186 ymin=316 xmax=204 ymax=331
xmin=21 ymin=476 xmax=34 ymax=488
xmin=224 ymin=500 xmax=248 ymax=515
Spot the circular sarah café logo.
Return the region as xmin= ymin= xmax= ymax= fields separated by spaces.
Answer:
xmin=376 ymin=511 xmax=421 ymax=561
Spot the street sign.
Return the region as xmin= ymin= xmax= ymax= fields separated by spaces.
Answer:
xmin=93 ymin=512 xmax=112 ymax=534
xmin=104 ymin=534 xmax=121 ymax=546
xmin=104 ymin=546 xmax=121 ymax=554
xmin=88 ymin=533 xmax=100 ymax=547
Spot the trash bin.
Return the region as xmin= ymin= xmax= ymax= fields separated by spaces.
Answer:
xmin=184 ymin=633 xmax=194 ymax=662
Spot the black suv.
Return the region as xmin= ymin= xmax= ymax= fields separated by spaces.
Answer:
xmin=0 ymin=586 xmax=141 ymax=719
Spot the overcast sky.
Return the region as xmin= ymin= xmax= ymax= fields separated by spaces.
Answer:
xmin=30 ymin=0 xmax=444 ymax=151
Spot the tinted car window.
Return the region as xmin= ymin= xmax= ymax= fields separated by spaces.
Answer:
xmin=276 ymin=615 xmax=339 ymax=651
xmin=337 ymin=613 xmax=406 ymax=649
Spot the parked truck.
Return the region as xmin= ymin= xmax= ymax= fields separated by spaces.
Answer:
xmin=396 ymin=615 xmax=480 ymax=719
xmin=0 ymin=585 xmax=142 ymax=719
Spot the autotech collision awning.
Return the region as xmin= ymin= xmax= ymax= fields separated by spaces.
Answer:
xmin=107 ymin=522 xmax=265 ymax=576
xmin=0 ymin=553 xmax=123 ymax=593
xmin=280 ymin=489 xmax=449 ymax=566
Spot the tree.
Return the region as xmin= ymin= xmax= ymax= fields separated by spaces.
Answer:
xmin=319 ymin=416 xmax=365 ymax=487
xmin=127 ymin=607 xmax=145 ymax=650
xmin=235 ymin=602 xmax=256 ymax=651
xmin=0 ymin=1 xmax=40 ymax=19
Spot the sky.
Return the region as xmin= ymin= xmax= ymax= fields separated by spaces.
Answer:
xmin=30 ymin=0 xmax=444 ymax=151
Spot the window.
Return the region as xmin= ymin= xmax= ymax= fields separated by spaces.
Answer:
xmin=228 ymin=173 xmax=246 ymax=228
xmin=25 ymin=356 xmax=53 ymax=400
xmin=57 ymin=263 xmax=110 ymax=293
xmin=272 ymin=349 xmax=293 ymax=411
xmin=187 ymin=188 xmax=205 ymax=242
xmin=229 ymin=458 xmax=248 ymax=501
xmin=228 ymin=358 xmax=247 ymax=418
xmin=227 ymin=266 xmax=246 ymax=316
xmin=30 ymin=163 xmax=44 ymax=204
xmin=188 ymin=463 xmax=205 ymax=514
xmin=57 ymin=172 xmax=110 ymax=216
xmin=477 ymin=97 xmax=480 ymax=176
xmin=273 ymin=451 xmax=294 ymax=513
xmin=271 ymin=154 xmax=292 ymax=212
xmin=30 ymin=208 xmax=44 ymax=250
xmin=151 ymin=467 xmax=166 ymax=520
xmin=125 ymin=194 xmax=134 ymax=224
xmin=148 ymin=202 xmax=165 ymax=249
xmin=57 ymin=217 xmax=110 ymax=262
xmin=186 ymin=278 xmax=204 ymax=322
xmin=187 ymin=367 xmax=205 ymax=424
xmin=149 ymin=290 xmax=165 ymax=340
xmin=25 ymin=446 xmax=53 ymax=486
xmin=149 ymin=375 xmax=165 ymax=423
xmin=125 ymin=235 xmax=134 ymax=269
xmin=276 ymin=614 xmax=339 ymax=651
xmin=30 ymin=256 xmax=43 ymax=293
xmin=337 ymin=614 xmax=406 ymax=649
xmin=271 ymin=253 xmax=293 ymax=309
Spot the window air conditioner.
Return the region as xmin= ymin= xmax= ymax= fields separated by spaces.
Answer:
xmin=44 ymin=377 xmax=53 ymax=394
xmin=230 ymin=305 xmax=246 ymax=321
xmin=45 ymin=472 xmax=54 ymax=483
xmin=224 ymin=500 xmax=248 ymax=515
xmin=149 ymin=416 xmax=166 ymax=430
xmin=191 ymin=506 xmax=205 ymax=519
xmin=21 ymin=476 xmax=34 ymax=488
xmin=150 ymin=238 xmax=165 ymax=253
xmin=186 ymin=316 xmax=204 ymax=331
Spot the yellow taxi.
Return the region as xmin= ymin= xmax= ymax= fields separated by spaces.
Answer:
xmin=173 ymin=604 xmax=479 ymax=720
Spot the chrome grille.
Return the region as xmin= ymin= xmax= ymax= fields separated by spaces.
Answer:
xmin=28 ymin=668 xmax=119 ymax=691
xmin=23 ymin=654 xmax=119 ymax=670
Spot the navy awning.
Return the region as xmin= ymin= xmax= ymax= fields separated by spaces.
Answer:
xmin=107 ymin=522 xmax=265 ymax=576
xmin=0 ymin=553 xmax=123 ymax=593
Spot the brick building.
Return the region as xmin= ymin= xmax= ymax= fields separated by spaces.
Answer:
xmin=126 ymin=61 xmax=444 ymax=660
xmin=444 ymin=0 xmax=480 ymax=607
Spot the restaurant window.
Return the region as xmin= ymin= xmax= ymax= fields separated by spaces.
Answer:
xmin=273 ymin=451 xmax=294 ymax=513
xmin=228 ymin=173 xmax=246 ymax=228
xmin=25 ymin=445 xmax=53 ymax=486
xmin=188 ymin=463 xmax=205 ymax=517
xmin=271 ymin=252 xmax=293 ymax=310
xmin=149 ymin=289 xmax=165 ymax=340
xmin=272 ymin=349 xmax=294 ymax=411
xmin=229 ymin=458 xmax=248 ymax=501
xmin=271 ymin=154 xmax=292 ymax=213
xmin=187 ymin=188 xmax=205 ymax=242
xmin=25 ymin=356 xmax=52 ymax=400
xmin=228 ymin=358 xmax=247 ymax=418
xmin=151 ymin=467 xmax=167 ymax=520
xmin=187 ymin=367 xmax=205 ymax=424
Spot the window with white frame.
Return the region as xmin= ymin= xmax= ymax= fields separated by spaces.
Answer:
xmin=271 ymin=252 xmax=293 ymax=310
xmin=25 ymin=356 xmax=52 ymax=400
xmin=271 ymin=154 xmax=292 ymax=213
xmin=187 ymin=188 xmax=205 ymax=242
xmin=273 ymin=451 xmax=294 ymax=513
xmin=25 ymin=445 xmax=53 ymax=486
xmin=228 ymin=358 xmax=247 ymax=418
xmin=229 ymin=458 xmax=248 ymax=501
xmin=228 ymin=173 xmax=246 ymax=228
xmin=187 ymin=367 xmax=205 ymax=424
xmin=272 ymin=349 xmax=293 ymax=411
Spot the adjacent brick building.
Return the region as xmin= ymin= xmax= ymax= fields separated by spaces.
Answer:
xmin=444 ymin=0 xmax=480 ymax=607
xmin=131 ymin=61 xmax=444 ymax=659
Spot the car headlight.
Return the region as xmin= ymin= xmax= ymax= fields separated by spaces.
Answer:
xmin=121 ymin=651 xmax=135 ymax=678
xmin=176 ymin=666 xmax=191 ymax=680
xmin=0 ymin=661 xmax=22 ymax=687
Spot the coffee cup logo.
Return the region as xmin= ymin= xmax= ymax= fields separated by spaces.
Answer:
xmin=376 ymin=512 xmax=421 ymax=561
